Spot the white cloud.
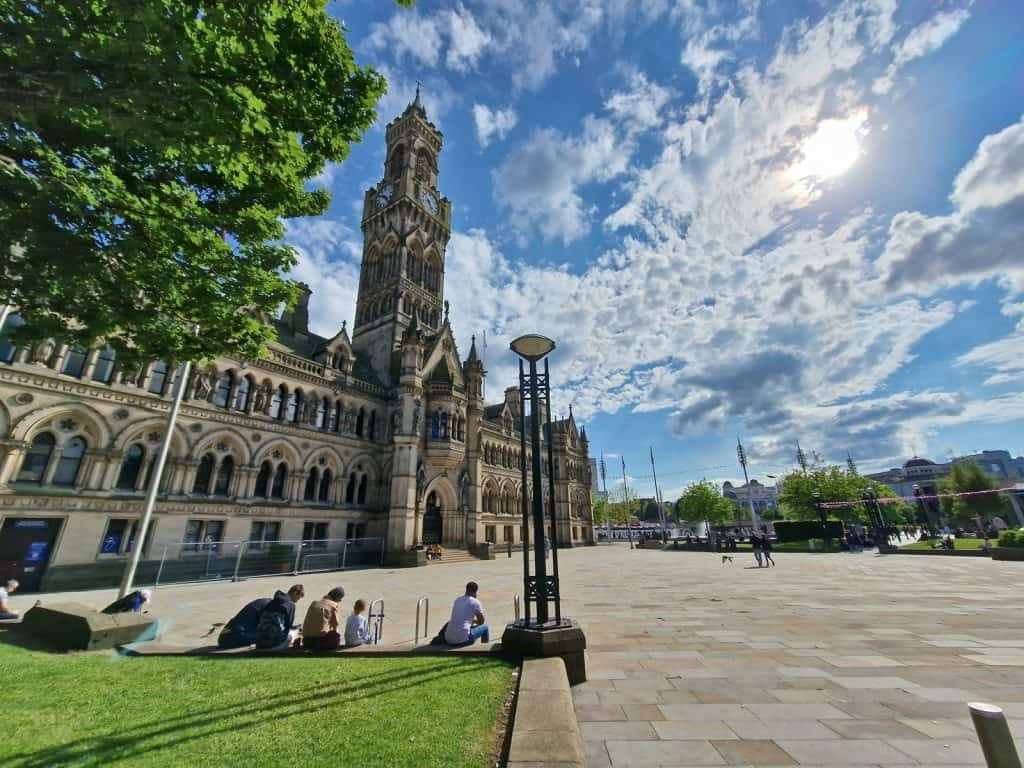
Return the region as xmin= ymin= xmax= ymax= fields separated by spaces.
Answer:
xmin=472 ymin=104 xmax=518 ymax=147
xmin=604 ymin=71 xmax=673 ymax=132
xmin=873 ymin=6 xmax=971 ymax=94
xmin=283 ymin=219 xmax=362 ymax=337
xmin=879 ymin=115 xmax=1024 ymax=289
xmin=445 ymin=6 xmax=492 ymax=72
xmin=366 ymin=10 xmax=442 ymax=69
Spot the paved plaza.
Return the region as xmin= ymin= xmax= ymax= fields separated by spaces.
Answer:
xmin=10 ymin=546 xmax=1024 ymax=767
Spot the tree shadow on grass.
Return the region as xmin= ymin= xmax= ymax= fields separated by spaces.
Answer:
xmin=5 ymin=656 xmax=509 ymax=768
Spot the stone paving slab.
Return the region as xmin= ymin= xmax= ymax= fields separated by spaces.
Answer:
xmin=12 ymin=545 xmax=1022 ymax=768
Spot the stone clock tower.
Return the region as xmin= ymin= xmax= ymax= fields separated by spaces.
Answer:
xmin=353 ymin=88 xmax=452 ymax=385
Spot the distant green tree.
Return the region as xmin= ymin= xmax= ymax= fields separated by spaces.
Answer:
xmin=938 ymin=461 xmax=1007 ymax=528
xmin=676 ymin=481 xmax=735 ymax=527
xmin=1 ymin=0 xmax=412 ymax=366
xmin=777 ymin=464 xmax=908 ymax=524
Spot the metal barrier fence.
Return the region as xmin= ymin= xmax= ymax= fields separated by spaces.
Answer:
xmin=150 ymin=537 xmax=384 ymax=586
xmin=368 ymin=598 xmax=385 ymax=645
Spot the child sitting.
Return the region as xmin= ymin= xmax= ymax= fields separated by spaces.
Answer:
xmin=344 ymin=599 xmax=373 ymax=647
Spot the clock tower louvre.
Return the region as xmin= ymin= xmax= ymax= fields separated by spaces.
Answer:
xmin=354 ymin=88 xmax=452 ymax=385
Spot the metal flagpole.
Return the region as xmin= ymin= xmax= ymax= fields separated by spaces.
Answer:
xmin=650 ymin=447 xmax=668 ymax=542
xmin=736 ymin=437 xmax=759 ymax=536
xmin=599 ymin=454 xmax=611 ymax=543
xmin=620 ymin=457 xmax=634 ymax=550
xmin=118 ymin=326 xmax=198 ymax=598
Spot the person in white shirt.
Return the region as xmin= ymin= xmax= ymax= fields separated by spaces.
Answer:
xmin=344 ymin=599 xmax=373 ymax=647
xmin=443 ymin=581 xmax=489 ymax=645
xmin=0 ymin=579 xmax=19 ymax=620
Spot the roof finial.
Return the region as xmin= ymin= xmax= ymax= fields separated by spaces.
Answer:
xmin=413 ymin=79 xmax=423 ymax=107
xmin=341 ymin=319 xmax=347 ymax=333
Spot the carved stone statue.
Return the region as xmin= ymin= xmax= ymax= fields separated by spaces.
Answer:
xmin=32 ymin=339 xmax=55 ymax=365
xmin=411 ymin=398 xmax=421 ymax=435
xmin=390 ymin=409 xmax=401 ymax=439
xmin=191 ymin=369 xmax=216 ymax=401
xmin=253 ymin=383 xmax=271 ymax=414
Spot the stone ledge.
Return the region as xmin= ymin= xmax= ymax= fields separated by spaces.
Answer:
xmin=507 ymin=657 xmax=585 ymax=768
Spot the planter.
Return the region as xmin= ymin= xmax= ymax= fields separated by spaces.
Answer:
xmin=992 ymin=547 xmax=1024 ymax=561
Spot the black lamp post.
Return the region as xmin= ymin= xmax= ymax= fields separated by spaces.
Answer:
xmin=812 ymin=491 xmax=831 ymax=550
xmin=512 ymin=334 xmax=561 ymax=625
xmin=912 ymin=483 xmax=930 ymax=537
xmin=503 ymin=334 xmax=587 ymax=684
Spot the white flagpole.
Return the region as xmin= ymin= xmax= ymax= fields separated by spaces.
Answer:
xmin=118 ymin=326 xmax=199 ymax=598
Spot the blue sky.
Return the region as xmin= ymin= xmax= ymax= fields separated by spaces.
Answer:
xmin=285 ymin=0 xmax=1024 ymax=499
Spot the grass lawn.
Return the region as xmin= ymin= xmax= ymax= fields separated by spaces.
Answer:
xmin=0 ymin=637 xmax=512 ymax=768
xmin=900 ymin=538 xmax=987 ymax=550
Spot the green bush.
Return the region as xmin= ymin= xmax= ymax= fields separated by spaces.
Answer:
xmin=774 ymin=520 xmax=845 ymax=543
xmin=998 ymin=529 xmax=1024 ymax=548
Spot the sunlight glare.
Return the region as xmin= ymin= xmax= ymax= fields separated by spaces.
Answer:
xmin=790 ymin=111 xmax=867 ymax=183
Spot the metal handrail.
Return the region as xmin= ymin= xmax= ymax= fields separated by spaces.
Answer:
xmin=513 ymin=593 xmax=521 ymax=622
xmin=414 ymin=596 xmax=429 ymax=645
xmin=368 ymin=597 xmax=384 ymax=645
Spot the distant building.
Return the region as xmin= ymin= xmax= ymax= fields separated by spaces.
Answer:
xmin=721 ymin=480 xmax=778 ymax=516
xmin=866 ymin=454 xmax=1024 ymax=526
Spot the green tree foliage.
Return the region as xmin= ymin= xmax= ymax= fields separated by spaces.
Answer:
xmin=777 ymin=464 xmax=908 ymax=524
xmin=938 ymin=461 xmax=1007 ymax=527
xmin=0 ymin=1 xmax=407 ymax=365
xmin=676 ymin=481 xmax=735 ymax=525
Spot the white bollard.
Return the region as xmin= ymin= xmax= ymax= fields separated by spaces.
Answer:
xmin=970 ymin=702 xmax=1022 ymax=768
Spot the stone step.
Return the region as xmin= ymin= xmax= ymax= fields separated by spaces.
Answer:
xmin=427 ymin=549 xmax=481 ymax=564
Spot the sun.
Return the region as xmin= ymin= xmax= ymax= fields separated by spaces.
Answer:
xmin=790 ymin=111 xmax=867 ymax=183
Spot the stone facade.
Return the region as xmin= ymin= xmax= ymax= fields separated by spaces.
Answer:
xmin=0 ymin=95 xmax=594 ymax=590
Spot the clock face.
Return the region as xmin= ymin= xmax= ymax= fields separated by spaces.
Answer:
xmin=375 ymin=184 xmax=394 ymax=209
xmin=419 ymin=188 xmax=439 ymax=215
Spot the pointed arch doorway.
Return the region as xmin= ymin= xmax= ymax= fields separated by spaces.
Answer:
xmin=423 ymin=491 xmax=443 ymax=545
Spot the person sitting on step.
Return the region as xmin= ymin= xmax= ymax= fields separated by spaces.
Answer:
xmin=301 ymin=586 xmax=345 ymax=652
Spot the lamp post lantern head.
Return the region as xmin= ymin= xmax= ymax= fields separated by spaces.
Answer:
xmin=510 ymin=334 xmax=556 ymax=362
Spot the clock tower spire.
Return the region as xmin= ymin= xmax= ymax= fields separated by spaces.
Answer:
xmin=354 ymin=95 xmax=451 ymax=385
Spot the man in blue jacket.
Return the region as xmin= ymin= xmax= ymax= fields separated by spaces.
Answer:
xmin=219 ymin=584 xmax=304 ymax=649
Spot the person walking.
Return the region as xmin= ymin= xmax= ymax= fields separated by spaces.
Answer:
xmin=752 ymin=531 xmax=764 ymax=567
xmin=762 ymin=533 xmax=775 ymax=567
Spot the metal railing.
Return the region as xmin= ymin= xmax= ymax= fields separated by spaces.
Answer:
xmin=148 ymin=537 xmax=384 ymax=587
xmin=368 ymin=598 xmax=385 ymax=645
xmin=513 ymin=592 xmax=521 ymax=622
xmin=414 ymin=596 xmax=429 ymax=645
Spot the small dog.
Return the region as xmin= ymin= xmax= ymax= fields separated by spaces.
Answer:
xmin=721 ymin=555 xmax=733 ymax=564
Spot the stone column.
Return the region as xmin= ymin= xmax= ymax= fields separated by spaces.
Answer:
xmin=0 ymin=441 xmax=26 ymax=488
xmin=80 ymin=349 xmax=100 ymax=380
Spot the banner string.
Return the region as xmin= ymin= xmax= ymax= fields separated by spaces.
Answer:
xmin=819 ymin=486 xmax=1020 ymax=509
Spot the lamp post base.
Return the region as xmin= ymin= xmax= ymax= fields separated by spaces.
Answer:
xmin=501 ymin=618 xmax=587 ymax=685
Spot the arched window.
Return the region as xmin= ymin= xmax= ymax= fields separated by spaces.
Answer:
xmin=357 ymin=474 xmax=368 ymax=505
xmin=304 ymin=468 xmax=319 ymax=501
xmin=355 ymin=407 xmax=365 ymax=437
xmin=0 ymin=313 xmax=24 ymax=363
xmin=271 ymin=463 xmax=288 ymax=499
xmin=440 ymin=412 xmax=449 ymax=440
xmin=286 ymin=391 xmax=299 ymax=423
xmin=18 ymin=432 xmax=55 ymax=484
xmin=116 ymin=444 xmax=145 ymax=490
xmin=148 ymin=362 xmax=169 ymax=395
xmin=319 ymin=469 xmax=332 ymax=502
xmin=233 ymin=375 xmax=252 ymax=411
xmin=61 ymin=349 xmax=87 ymax=378
xmin=192 ymin=453 xmax=215 ymax=494
xmin=255 ymin=461 xmax=272 ymax=498
xmin=213 ymin=456 xmax=234 ymax=496
xmin=53 ymin=436 xmax=87 ymax=487
xmin=316 ymin=397 xmax=327 ymax=429
xmin=212 ymin=371 xmax=232 ymax=408
xmin=92 ymin=348 xmax=116 ymax=383
xmin=333 ymin=401 xmax=342 ymax=433
xmin=431 ymin=411 xmax=440 ymax=440
xmin=272 ymin=385 xmax=286 ymax=420
xmin=345 ymin=473 xmax=356 ymax=504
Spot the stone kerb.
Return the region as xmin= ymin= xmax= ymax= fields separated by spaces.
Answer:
xmin=507 ymin=656 xmax=585 ymax=768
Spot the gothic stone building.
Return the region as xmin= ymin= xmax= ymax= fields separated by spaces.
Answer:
xmin=0 ymin=96 xmax=595 ymax=591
